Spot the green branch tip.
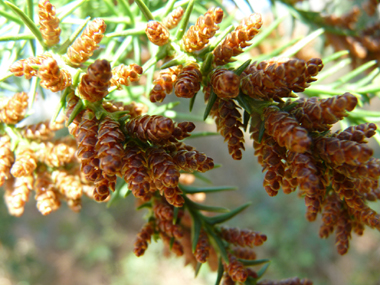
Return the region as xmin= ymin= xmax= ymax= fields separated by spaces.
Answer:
xmin=175 ymin=0 xmax=194 ymax=41
xmin=134 ymin=0 xmax=155 ymax=21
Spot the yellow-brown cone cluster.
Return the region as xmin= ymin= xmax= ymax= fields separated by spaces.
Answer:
xmin=163 ymin=7 xmax=184 ymax=30
xmin=0 ymin=92 xmax=28 ymax=125
xmin=38 ymin=0 xmax=61 ymax=47
xmin=145 ymin=21 xmax=170 ymax=46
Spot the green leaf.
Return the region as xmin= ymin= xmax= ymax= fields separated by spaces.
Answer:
xmin=4 ymin=1 xmax=47 ymax=49
xmin=254 ymin=262 xmax=271 ymax=280
xmin=238 ymin=258 xmax=270 ymax=267
xmin=105 ymin=25 xmax=146 ymax=38
xmin=253 ymin=37 xmax=301 ymax=62
xmin=58 ymin=0 xmax=88 ymax=21
xmin=189 ymin=90 xmax=197 ymax=112
xmin=194 ymin=263 xmax=202 ymax=277
xmin=180 ymin=185 xmax=237 ymax=194
xmin=204 ymin=202 xmax=251 ymax=225
xmin=246 ymin=15 xmax=288 ymax=52
xmin=317 ymin=58 xmax=351 ymax=82
xmin=0 ymin=34 xmax=35 ymax=42
xmin=134 ymin=0 xmax=155 ymax=21
xmin=0 ymin=9 xmax=23 ymax=25
xmin=0 ymin=72 xmax=14 ymax=82
xmin=258 ymin=121 xmax=265 ymax=143
xmin=189 ymin=210 xmax=202 ymax=252
xmin=175 ymin=0 xmax=194 ymax=41
xmin=215 ymin=258 xmax=224 ymax=285
xmin=322 ymin=50 xmax=349 ymax=64
xmin=186 ymin=198 xmax=230 ymax=213
xmin=350 ymin=67 xmax=380 ymax=89
xmin=204 ymin=224 xmax=229 ymax=263
xmin=160 ymin=54 xmax=186 ymax=69
xmin=67 ymin=99 xmax=84 ymax=126
xmin=192 ymin=172 xmax=212 ymax=184
xmin=185 ymin=131 xmax=219 ymax=139
xmin=331 ymin=60 xmax=378 ymax=89
xmin=169 ymin=237 xmax=175 ymax=250
xmin=200 ymin=52 xmax=214 ymax=75
xmin=236 ymin=93 xmax=252 ymax=114
xmin=118 ymin=0 xmax=135 ymax=24
xmin=204 ymin=88 xmax=217 ymax=120
xmin=234 ymin=59 xmax=251 ymax=76
xmin=245 ymin=276 xmax=256 ymax=285
xmin=243 ymin=110 xmax=250 ymax=132
xmin=162 ymin=0 xmax=177 ymax=18
xmin=152 ymin=102 xmax=180 ymax=115
xmin=57 ymin=17 xmax=91 ymax=54
xmin=173 ymin=206 xmax=179 ymax=225
xmin=280 ymin=28 xmax=324 ymax=57
xmin=29 ymin=77 xmax=39 ymax=110
xmin=136 ymin=202 xmax=152 ymax=210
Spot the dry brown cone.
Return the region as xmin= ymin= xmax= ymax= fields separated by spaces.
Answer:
xmin=74 ymin=110 xmax=101 ymax=182
xmin=149 ymin=65 xmax=182 ymax=102
xmin=182 ymin=7 xmax=224 ymax=52
xmin=67 ymin=18 xmax=106 ymax=64
xmin=37 ymin=140 xmax=76 ymax=167
xmin=210 ymin=98 xmax=245 ymax=160
xmin=38 ymin=0 xmax=61 ymax=47
xmin=0 ymin=92 xmax=28 ymax=125
xmin=22 ymin=115 xmax=65 ymax=141
xmin=9 ymin=54 xmax=51 ymax=79
xmin=110 ymin=63 xmax=142 ymax=89
xmin=11 ymin=147 xmax=37 ymax=178
xmin=334 ymin=208 xmax=352 ymax=255
xmin=286 ymin=152 xmax=326 ymax=221
xmin=263 ymin=106 xmax=311 ymax=153
xmin=147 ymin=148 xmax=184 ymax=207
xmin=93 ymin=173 xmax=115 ymax=202
xmin=125 ymin=115 xmax=174 ymax=144
xmin=289 ymin=93 xmax=358 ymax=132
xmin=0 ymin=136 xmax=14 ymax=186
xmin=38 ymin=57 xmax=72 ymax=92
xmin=241 ymin=58 xmax=323 ymax=101
xmin=145 ymin=21 xmax=170 ymax=46
xmin=4 ymin=176 xmax=33 ymax=217
xmin=257 ymin=277 xmax=313 ymax=285
xmin=52 ymin=170 xmax=83 ymax=200
xmin=260 ymin=137 xmax=287 ymax=197
xmin=211 ymin=68 xmax=240 ymax=99
xmin=220 ymin=227 xmax=267 ymax=247
xmin=335 ymin=122 xmax=377 ymax=143
xmin=163 ymin=7 xmax=184 ymax=29
xmin=34 ymin=171 xmax=60 ymax=215
xmin=232 ymin=248 xmax=257 ymax=260
xmin=194 ymin=230 xmax=210 ymax=263
xmin=214 ymin=13 xmax=262 ymax=65
xmin=319 ymin=193 xmax=341 ymax=238
xmin=322 ymin=6 xmax=360 ymax=30
xmin=78 ymin=59 xmax=112 ymax=102
xmin=102 ymin=100 xmax=148 ymax=118
xmin=174 ymin=63 xmax=202 ymax=99
xmin=223 ymin=254 xmax=248 ymax=282
xmin=363 ymin=0 xmax=379 ymax=16
xmin=134 ymin=222 xmax=155 ymax=257
xmin=166 ymin=142 xmax=214 ymax=173
xmin=315 ymin=136 xmax=373 ymax=167
xmin=160 ymin=231 xmax=184 ymax=257
xmin=121 ymin=145 xmax=152 ymax=199
xmin=95 ymin=116 xmax=125 ymax=176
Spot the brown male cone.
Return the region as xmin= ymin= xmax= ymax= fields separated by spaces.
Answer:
xmin=34 ymin=171 xmax=61 ymax=215
xmin=149 ymin=66 xmax=182 ymax=103
xmin=182 ymin=7 xmax=224 ymax=52
xmin=163 ymin=7 xmax=184 ymax=30
xmin=10 ymin=54 xmax=51 ymax=79
xmin=78 ymin=59 xmax=112 ymax=102
xmin=213 ymin=13 xmax=262 ymax=65
xmin=67 ymin=19 xmax=106 ymax=64
xmin=121 ymin=145 xmax=152 ymax=200
xmin=194 ymin=230 xmax=210 ymax=263
xmin=38 ymin=57 xmax=72 ymax=92
xmin=134 ymin=222 xmax=154 ymax=257
xmin=0 ymin=92 xmax=28 ymax=125
xmin=38 ymin=0 xmax=61 ymax=47
xmin=220 ymin=227 xmax=267 ymax=247
xmin=4 ymin=176 xmax=33 ymax=217
xmin=241 ymin=58 xmax=323 ymax=101
xmin=208 ymin=95 xmax=245 ymax=160
xmin=0 ymin=136 xmax=14 ymax=186
xmin=211 ymin=68 xmax=240 ymax=99
xmin=145 ymin=21 xmax=170 ymax=46
xmin=174 ymin=63 xmax=202 ymax=99
xmin=110 ymin=63 xmax=143 ymax=90
xmin=10 ymin=147 xmax=37 ymax=178
xmin=223 ymin=254 xmax=248 ymax=282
